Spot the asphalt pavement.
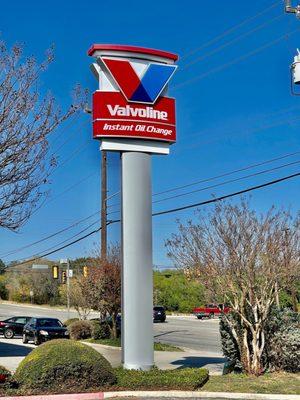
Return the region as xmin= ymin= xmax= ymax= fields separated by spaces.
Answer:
xmin=0 ymin=302 xmax=222 ymax=353
xmin=0 ymin=302 xmax=225 ymax=374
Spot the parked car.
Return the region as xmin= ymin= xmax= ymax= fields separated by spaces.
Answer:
xmin=22 ymin=317 xmax=69 ymax=345
xmin=153 ymin=306 xmax=166 ymax=322
xmin=0 ymin=316 xmax=32 ymax=339
xmin=193 ymin=303 xmax=230 ymax=319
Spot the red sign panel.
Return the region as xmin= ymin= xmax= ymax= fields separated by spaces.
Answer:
xmin=93 ymin=92 xmax=176 ymax=142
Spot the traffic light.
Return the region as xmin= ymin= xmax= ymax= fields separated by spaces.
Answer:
xmin=52 ymin=265 xmax=59 ymax=279
xmin=62 ymin=271 xmax=67 ymax=284
xmin=83 ymin=266 xmax=88 ymax=278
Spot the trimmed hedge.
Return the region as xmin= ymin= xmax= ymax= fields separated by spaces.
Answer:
xmin=115 ymin=367 xmax=209 ymax=390
xmin=14 ymin=339 xmax=116 ymax=392
xmin=68 ymin=320 xmax=92 ymax=340
xmin=63 ymin=318 xmax=79 ymax=327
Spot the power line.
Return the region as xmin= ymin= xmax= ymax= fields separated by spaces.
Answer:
xmin=0 ymin=211 xmax=99 ymax=258
xmin=106 ymin=150 xmax=300 ymax=212
xmin=152 ymin=160 xmax=300 ymax=204
xmin=173 ymin=27 xmax=300 ymax=90
xmin=8 ymin=171 xmax=300 ymax=264
xmin=182 ymin=13 xmax=283 ymax=70
xmin=154 ymin=150 xmax=300 ymax=197
xmin=153 ymin=172 xmax=300 ymax=217
xmin=180 ymin=0 xmax=282 ymax=61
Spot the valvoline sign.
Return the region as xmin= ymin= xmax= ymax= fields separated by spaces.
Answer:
xmin=89 ymin=45 xmax=178 ymax=143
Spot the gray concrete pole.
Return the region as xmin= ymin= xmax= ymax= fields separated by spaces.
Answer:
xmin=121 ymin=151 xmax=154 ymax=370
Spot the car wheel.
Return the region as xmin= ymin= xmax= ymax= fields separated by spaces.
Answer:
xmin=161 ymin=317 xmax=166 ymax=323
xmin=22 ymin=333 xmax=28 ymax=344
xmin=34 ymin=335 xmax=41 ymax=346
xmin=197 ymin=315 xmax=202 ymax=320
xmin=4 ymin=329 xmax=14 ymax=339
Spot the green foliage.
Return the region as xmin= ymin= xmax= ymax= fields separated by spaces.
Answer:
xmin=219 ymin=313 xmax=242 ymax=372
xmin=68 ymin=320 xmax=92 ymax=340
xmin=0 ymin=259 xmax=5 ymax=275
xmin=115 ymin=367 xmax=208 ymax=390
xmin=63 ymin=318 xmax=79 ymax=327
xmin=0 ymin=276 xmax=8 ymax=300
xmin=91 ymin=320 xmax=111 ymax=340
xmin=220 ymin=309 xmax=300 ymax=373
xmin=0 ymin=366 xmax=11 ymax=383
xmin=14 ymin=339 xmax=116 ymax=392
xmin=153 ymin=271 xmax=205 ymax=313
xmin=267 ymin=309 xmax=300 ymax=372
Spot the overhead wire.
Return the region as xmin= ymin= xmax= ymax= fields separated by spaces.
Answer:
xmin=173 ymin=27 xmax=300 ymax=90
xmin=7 ymin=171 xmax=300 ymax=265
xmin=181 ymin=13 xmax=284 ymax=70
xmin=180 ymin=0 xmax=282 ymax=61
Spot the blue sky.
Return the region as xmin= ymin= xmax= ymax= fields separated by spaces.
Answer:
xmin=1 ymin=0 xmax=300 ymax=266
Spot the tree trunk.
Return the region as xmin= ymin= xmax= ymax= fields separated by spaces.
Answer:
xmin=110 ymin=313 xmax=118 ymax=339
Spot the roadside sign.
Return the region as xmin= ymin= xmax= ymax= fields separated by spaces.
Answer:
xmin=32 ymin=264 xmax=49 ymax=270
xmin=67 ymin=270 xmax=73 ymax=278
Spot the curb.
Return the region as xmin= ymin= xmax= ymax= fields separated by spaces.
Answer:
xmin=103 ymin=391 xmax=300 ymax=399
xmin=0 ymin=391 xmax=299 ymax=400
xmin=0 ymin=393 xmax=103 ymax=400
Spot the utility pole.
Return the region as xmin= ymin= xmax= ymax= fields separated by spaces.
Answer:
xmin=101 ymin=150 xmax=107 ymax=260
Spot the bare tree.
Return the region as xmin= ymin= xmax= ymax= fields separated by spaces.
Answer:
xmin=0 ymin=41 xmax=84 ymax=230
xmin=166 ymin=200 xmax=298 ymax=375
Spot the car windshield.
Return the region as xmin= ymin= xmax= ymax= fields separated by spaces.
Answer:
xmin=154 ymin=307 xmax=164 ymax=311
xmin=37 ymin=319 xmax=62 ymax=327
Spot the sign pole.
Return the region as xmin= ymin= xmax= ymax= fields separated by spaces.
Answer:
xmin=88 ymin=43 xmax=178 ymax=371
xmin=121 ymin=151 xmax=153 ymax=370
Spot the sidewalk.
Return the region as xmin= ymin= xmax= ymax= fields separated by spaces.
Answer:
xmin=85 ymin=342 xmax=226 ymax=375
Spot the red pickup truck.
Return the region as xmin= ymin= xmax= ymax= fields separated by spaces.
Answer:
xmin=193 ymin=303 xmax=230 ymax=319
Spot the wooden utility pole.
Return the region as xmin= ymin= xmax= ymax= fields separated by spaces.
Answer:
xmin=101 ymin=150 xmax=107 ymax=260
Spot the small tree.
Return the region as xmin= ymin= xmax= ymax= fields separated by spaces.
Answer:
xmin=0 ymin=259 xmax=5 ymax=275
xmin=87 ymin=245 xmax=121 ymax=339
xmin=166 ymin=200 xmax=298 ymax=375
xmin=68 ymin=277 xmax=92 ymax=320
xmin=0 ymin=41 xmax=84 ymax=230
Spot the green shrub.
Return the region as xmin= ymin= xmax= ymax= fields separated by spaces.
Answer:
xmin=63 ymin=318 xmax=79 ymax=327
xmin=115 ymin=367 xmax=208 ymax=390
xmin=0 ymin=366 xmax=11 ymax=383
xmin=68 ymin=320 xmax=92 ymax=340
xmin=267 ymin=309 xmax=300 ymax=372
xmin=219 ymin=313 xmax=243 ymax=372
xmin=91 ymin=320 xmax=111 ymax=340
xmin=220 ymin=309 xmax=300 ymax=373
xmin=14 ymin=339 xmax=116 ymax=392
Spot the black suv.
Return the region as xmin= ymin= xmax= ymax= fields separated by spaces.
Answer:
xmin=0 ymin=316 xmax=32 ymax=339
xmin=23 ymin=317 xmax=69 ymax=345
xmin=153 ymin=306 xmax=166 ymax=322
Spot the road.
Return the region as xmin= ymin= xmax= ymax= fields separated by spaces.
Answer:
xmin=0 ymin=302 xmax=222 ymax=353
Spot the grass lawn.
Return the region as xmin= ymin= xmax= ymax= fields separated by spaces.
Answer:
xmin=201 ymin=372 xmax=300 ymax=395
xmin=85 ymin=338 xmax=182 ymax=351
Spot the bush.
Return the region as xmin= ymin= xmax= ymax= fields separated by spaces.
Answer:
xmin=63 ymin=318 xmax=79 ymax=327
xmin=0 ymin=366 xmax=11 ymax=383
xmin=219 ymin=313 xmax=243 ymax=372
xmin=91 ymin=320 xmax=111 ymax=340
xmin=115 ymin=367 xmax=208 ymax=390
xmin=68 ymin=320 xmax=92 ymax=340
xmin=220 ymin=309 xmax=300 ymax=373
xmin=14 ymin=339 xmax=116 ymax=392
xmin=267 ymin=309 xmax=300 ymax=372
